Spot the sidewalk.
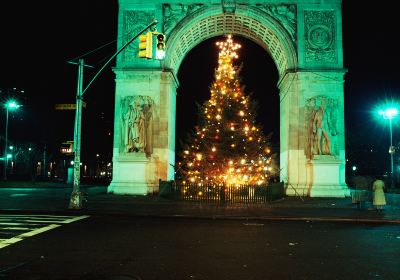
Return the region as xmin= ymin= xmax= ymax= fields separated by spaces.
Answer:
xmin=1 ymin=181 xmax=400 ymax=224
xmin=83 ymin=192 xmax=400 ymax=224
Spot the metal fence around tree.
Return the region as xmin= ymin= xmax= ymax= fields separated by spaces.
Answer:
xmin=159 ymin=180 xmax=285 ymax=204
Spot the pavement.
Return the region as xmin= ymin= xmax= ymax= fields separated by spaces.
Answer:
xmin=1 ymin=181 xmax=400 ymax=224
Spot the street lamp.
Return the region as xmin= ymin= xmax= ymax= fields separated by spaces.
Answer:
xmin=3 ymin=100 xmax=21 ymax=180
xmin=378 ymin=107 xmax=398 ymax=188
xmin=67 ymin=18 xmax=158 ymax=210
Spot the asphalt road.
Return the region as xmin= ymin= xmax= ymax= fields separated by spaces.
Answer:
xmin=1 ymin=214 xmax=399 ymax=280
xmin=0 ymin=186 xmax=105 ymax=212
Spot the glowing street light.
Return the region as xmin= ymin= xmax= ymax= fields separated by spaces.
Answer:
xmin=3 ymin=100 xmax=21 ymax=180
xmin=378 ymin=107 xmax=398 ymax=187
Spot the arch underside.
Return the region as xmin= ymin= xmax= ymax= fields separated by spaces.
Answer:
xmin=165 ymin=6 xmax=297 ymax=78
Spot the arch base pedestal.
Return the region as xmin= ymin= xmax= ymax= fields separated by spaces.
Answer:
xmin=286 ymin=155 xmax=350 ymax=198
xmin=108 ymin=153 xmax=157 ymax=195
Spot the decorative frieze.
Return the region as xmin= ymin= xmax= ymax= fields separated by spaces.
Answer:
xmin=115 ymin=71 xmax=160 ymax=81
xmin=163 ymin=3 xmax=205 ymax=35
xmin=256 ymin=4 xmax=297 ymax=44
xmin=123 ymin=10 xmax=156 ymax=61
xmin=304 ymin=10 xmax=336 ymax=62
xmin=222 ymin=0 xmax=236 ymax=13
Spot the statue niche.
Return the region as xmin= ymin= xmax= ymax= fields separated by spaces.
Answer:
xmin=120 ymin=95 xmax=154 ymax=156
xmin=305 ymin=96 xmax=338 ymax=159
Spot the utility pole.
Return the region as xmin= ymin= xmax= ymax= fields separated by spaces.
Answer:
xmin=3 ymin=101 xmax=21 ymax=180
xmin=68 ymin=58 xmax=89 ymax=209
xmin=3 ymin=108 xmax=9 ymax=180
xmin=43 ymin=144 xmax=46 ymax=178
xmin=68 ymin=19 xmax=158 ymax=210
xmin=389 ymin=117 xmax=394 ymax=188
xmin=379 ymin=107 xmax=398 ymax=189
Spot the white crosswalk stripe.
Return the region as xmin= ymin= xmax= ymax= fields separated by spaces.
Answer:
xmin=0 ymin=214 xmax=89 ymax=249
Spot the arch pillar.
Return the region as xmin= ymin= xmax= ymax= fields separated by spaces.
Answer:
xmin=108 ymin=69 xmax=177 ymax=195
xmin=279 ymin=70 xmax=349 ymax=197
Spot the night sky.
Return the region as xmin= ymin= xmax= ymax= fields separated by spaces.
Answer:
xmin=1 ymin=1 xmax=399 ymax=174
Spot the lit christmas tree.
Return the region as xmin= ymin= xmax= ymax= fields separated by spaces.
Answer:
xmin=178 ymin=35 xmax=273 ymax=186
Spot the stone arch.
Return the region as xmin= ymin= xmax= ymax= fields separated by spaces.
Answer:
xmin=164 ymin=5 xmax=297 ymax=79
xmin=108 ymin=0 xmax=350 ymax=198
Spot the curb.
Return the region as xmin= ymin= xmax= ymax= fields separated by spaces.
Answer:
xmin=1 ymin=208 xmax=400 ymax=224
xmin=140 ymin=214 xmax=400 ymax=224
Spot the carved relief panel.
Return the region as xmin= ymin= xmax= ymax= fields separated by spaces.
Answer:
xmin=222 ymin=0 xmax=236 ymax=13
xmin=257 ymin=4 xmax=297 ymax=45
xmin=304 ymin=96 xmax=339 ymax=159
xmin=163 ymin=3 xmax=205 ymax=35
xmin=120 ymin=95 xmax=154 ymax=156
xmin=304 ymin=10 xmax=336 ymax=63
xmin=123 ymin=10 xmax=156 ymax=62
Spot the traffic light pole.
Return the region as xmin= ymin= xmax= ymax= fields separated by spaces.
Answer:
xmin=82 ymin=19 xmax=158 ymax=96
xmin=68 ymin=19 xmax=158 ymax=210
xmin=68 ymin=58 xmax=89 ymax=209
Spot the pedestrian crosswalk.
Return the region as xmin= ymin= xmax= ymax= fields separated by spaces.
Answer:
xmin=0 ymin=214 xmax=89 ymax=249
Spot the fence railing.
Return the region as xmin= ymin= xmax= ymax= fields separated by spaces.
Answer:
xmin=159 ymin=180 xmax=285 ymax=204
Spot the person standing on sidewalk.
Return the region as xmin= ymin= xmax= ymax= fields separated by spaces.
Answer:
xmin=372 ymin=178 xmax=386 ymax=212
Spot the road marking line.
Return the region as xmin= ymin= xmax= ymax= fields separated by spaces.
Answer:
xmin=0 ymin=215 xmax=90 ymax=250
xmin=0 ymin=224 xmax=60 ymax=249
xmin=0 ymin=222 xmax=40 ymax=226
xmin=1 ymin=219 xmax=72 ymax=224
xmin=2 ymin=227 xmax=34 ymax=230
xmin=61 ymin=215 xmax=90 ymax=224
xmin=18 ymin=224 xmax=61 ymax=237
xmin=0 ymin=214 xmax=76 ymax=218
xmin=0 ymin=215 xmax=90 ymax=224
xmin=0 ymin=216 xmax=69 ymax=220
xmin=0 ymin=237 xmax=24 ymax=249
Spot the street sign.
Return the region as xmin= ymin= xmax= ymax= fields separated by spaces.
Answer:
xmin=61 ymin=141 xmax=74 ymax=155
xmin=55 ymin=102 xmax=87 ymax=110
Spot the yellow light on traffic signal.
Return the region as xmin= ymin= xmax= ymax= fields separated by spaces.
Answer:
xmin=138 ymin=32 xmax=153 ymax=59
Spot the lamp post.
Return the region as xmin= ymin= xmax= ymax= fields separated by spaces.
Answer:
xmin=67 ymin=19 xmax=158 ymax=209
xmin=3 ymin=101 xmax=20 ymax=180
xmin=379 ymin=107 xmax=398 ymax=188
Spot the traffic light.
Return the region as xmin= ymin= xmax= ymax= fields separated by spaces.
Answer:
xmin=138 ymin=32 xmax=153 ymax=59
xmin=155 ymin=33 xmax=166 ymax=60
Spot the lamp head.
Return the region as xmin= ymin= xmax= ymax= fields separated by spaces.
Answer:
xmin=5 ymin=100 xmax=20 ymax=110
xmin=379 ymin=107 xmax=398 ymax=119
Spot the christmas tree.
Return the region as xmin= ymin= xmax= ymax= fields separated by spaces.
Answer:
xmin=178 ymin=35 xmax=273 ymax=186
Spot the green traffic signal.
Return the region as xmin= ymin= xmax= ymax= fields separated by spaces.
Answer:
xmin=156 ymin=33 xmax=166 ymax=60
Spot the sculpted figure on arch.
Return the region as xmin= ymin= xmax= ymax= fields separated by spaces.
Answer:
xmin=125 ymin=100 xmax=145 ymax=152
xmin=121 ymin=95 xmax=154 ymax=155
xmin=312 ymin=100 xmax=331 ymax=155
xmin=305 ymin=97 xmax=339 ymax=158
